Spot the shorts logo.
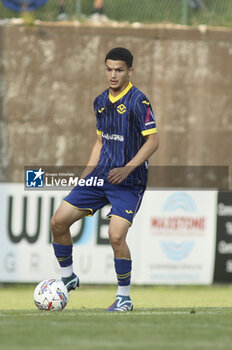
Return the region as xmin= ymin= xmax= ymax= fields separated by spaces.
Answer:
xmin=26 ymin=168 xmax=44 ymax=188
xmin=125 ymin=210 xmax=133 ymax=214
xmin=117 ymin=104 xmax=126 ymax=114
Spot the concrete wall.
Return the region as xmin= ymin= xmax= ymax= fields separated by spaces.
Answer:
xmin=0 ymin=23 xmax=231 ymax=187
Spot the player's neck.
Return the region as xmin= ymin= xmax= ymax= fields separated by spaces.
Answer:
xmin=109 ymin=81 xmax=130 ymax=97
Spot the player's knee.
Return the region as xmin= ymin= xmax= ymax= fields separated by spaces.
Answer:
xmin=109 ymin=231 xmax=124 ymax=250
xmin=50 ymin=215 xmax=66 ymax=236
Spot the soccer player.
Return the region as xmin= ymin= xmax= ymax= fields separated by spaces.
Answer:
xmin=51 ymin=47 xmax=159 ymax=311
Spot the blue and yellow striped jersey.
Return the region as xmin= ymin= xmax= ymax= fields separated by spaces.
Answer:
xmin=93 ymin=82 xmax=157 ymax=187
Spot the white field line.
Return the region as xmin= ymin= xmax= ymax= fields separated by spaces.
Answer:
xmin=0 ymin=309 xmax=230 ymax=317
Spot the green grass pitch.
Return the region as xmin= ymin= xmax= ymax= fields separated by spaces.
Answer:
xmin=1 ymin=285 xmax=232 ymax=350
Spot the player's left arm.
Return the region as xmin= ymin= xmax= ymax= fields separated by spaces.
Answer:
xmin=108 ymin=133 xmax=159 ymax=184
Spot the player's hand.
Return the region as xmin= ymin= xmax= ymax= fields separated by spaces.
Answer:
xmin=107 ymin=167 xmax=131 ymax=184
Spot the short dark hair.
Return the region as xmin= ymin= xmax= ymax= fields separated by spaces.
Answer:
xmin=105 ymin=47 xmax=133 ymax=68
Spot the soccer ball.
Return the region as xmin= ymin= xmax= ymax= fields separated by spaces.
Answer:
xmin=34 ymin=279 xmax=69 ymax=311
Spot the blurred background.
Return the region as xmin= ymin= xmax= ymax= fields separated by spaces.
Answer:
xmin=0 ymin=0 xmax=232 ymax=26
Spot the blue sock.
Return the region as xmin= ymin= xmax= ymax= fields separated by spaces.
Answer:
xmin=52 ymin=242 xmax=73 ymax=267
xmin=114 ymin=258 xmax=132 ymax=286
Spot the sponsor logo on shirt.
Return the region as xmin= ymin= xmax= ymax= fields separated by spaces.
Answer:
xmin=102 ymin=132 xmax=124 ymax=142
xmin=145 ymin=121 xmax=156 ymax=126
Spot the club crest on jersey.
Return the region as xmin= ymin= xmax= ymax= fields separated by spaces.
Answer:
xmin=117 ymin=104 xmax=127 ymax=115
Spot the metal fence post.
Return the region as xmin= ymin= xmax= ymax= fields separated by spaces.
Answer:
xmin=182 ymin=0 xmax=189 ymax=25
xmin=76 ymin=0 xmax=82 ymax=19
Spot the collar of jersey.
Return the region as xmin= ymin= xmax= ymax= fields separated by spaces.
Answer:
xmin=109 ymin=82 xmax=133 ymax=103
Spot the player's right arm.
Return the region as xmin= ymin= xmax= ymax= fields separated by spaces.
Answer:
xmin=80 ymin=134 xmax=102 ymax=179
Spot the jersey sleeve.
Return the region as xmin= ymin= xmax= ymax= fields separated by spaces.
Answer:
xmin=94 ymin=98 xmax=102 ymax=136
xmin=134 ymin=95 xmax=157 ymax=136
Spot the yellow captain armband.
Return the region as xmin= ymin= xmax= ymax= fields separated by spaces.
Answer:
xmin=141 ymin=128 xmax=157 ymax=136
xmin=96 ymin=129 xmax=102 ymax=135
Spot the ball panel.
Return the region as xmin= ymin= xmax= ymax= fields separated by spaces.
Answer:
xmin=34 ymin=279 xmax=68 ymax=311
